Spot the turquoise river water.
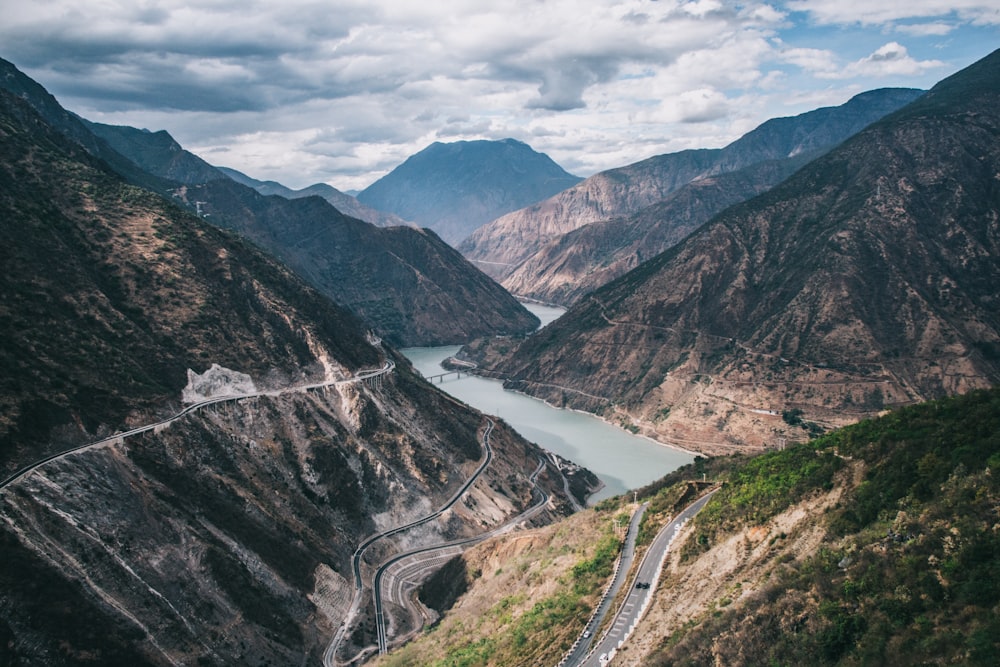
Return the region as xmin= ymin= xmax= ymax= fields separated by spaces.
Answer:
xmin=402 ymin=304 xmax=693 ymax=503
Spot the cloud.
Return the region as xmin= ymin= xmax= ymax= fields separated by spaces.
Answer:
xmin=1 ymin=1 xmax=990 ymax=190
xmin=837 ymin=42 xmax=945 ymax=78
xmin=785 ymin=0 xmax=1000 ymax=26
xmin=894 ymin=22 xmax=957 ymax=36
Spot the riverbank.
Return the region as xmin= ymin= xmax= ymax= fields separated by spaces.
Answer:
xmin=403 ymin=346 xmax=693 ymax=503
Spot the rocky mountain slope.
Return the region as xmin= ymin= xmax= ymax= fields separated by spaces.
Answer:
xmin=0 ymin=85 xmax=584 ymax=666
xmin=0 ymin=58 xmax=539 ymax=347
xmin=382 ymin=387 xmax=1000 ymax=666
xmin=479 ymin=49 xmax=1000 ymax=453
xmin=459 ymin=89 xmax=924 ymax=284
xmin=502 ymin=155 xmax=814 ymax=306
xmin=216 ymin=166 xmax=410 ymax=228
xmin=176 ymin=177 xmax=538 ymax=346
xmin=357 ymin=138 xmax=582 ymax=244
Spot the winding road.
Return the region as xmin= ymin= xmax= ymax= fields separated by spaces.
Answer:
xmin=579 ymin=488 xmax=718 ymax=667
xmin=0 ymin=358 xmax=395 ymax=491
xmin=325 ymin=418 xmax=501 ymax=666
xmin=372 ymin=456 xmax=552 ymax=654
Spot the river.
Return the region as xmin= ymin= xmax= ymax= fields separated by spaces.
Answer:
xmin=402 ymin=304 xmax=693 ymax=503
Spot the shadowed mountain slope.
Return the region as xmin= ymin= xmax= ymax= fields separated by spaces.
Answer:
xmin=0 ymin=58 xmax=537 ymax=346
xmin=216 ymin=165 xmax=411 ymax=228
xmin=177 ymin=177 xmax=539 ymax=346
xmin=0 ymin=82 xmax=582 ymax=667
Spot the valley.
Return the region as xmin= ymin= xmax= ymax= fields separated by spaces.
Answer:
xmin=1 ymin=37 xmax=999 ymax=667
xmin=402 ymin=304 xmax=694 ymax=502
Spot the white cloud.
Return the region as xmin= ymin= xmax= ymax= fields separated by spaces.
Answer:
xmin=894 ymin=22 xmax=957 ymax=36
xmin=833 ymin=42 xmax=945 ymax=79
xmin=0 ymin=1 xmax=991 ymax=190
xmin=786 ymin=0 xmax=1000 ymax=26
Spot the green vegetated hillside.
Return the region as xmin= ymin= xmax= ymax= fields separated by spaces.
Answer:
xmin=372 ymin=502 xmax=630 ymax=667
xmin=374 ymin=388 xmax=1000 ymax=666
xmin=647 ymin=386 xmax=1000 ymax=666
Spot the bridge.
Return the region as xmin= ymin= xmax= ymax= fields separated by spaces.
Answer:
xmin=424 ymin=369 xmax=468 ymax=383
xmin=424 ymin=357 xmax=477 ymax=383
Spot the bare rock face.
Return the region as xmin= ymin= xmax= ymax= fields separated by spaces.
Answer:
xmin=182 ymin=364 xmax=258 ymax=403
xmin=0 ymin=373 xmax=574 ymax=666
xmin=500 ymin=157 xmax=814 ymax=306
xmin=489 ymin=50 xmax=1000 ymax=453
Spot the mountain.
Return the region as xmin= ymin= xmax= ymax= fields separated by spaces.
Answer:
xmin=356 ymin=138 xmax=583 ymax=244
xmin=478 ymin=49 xmax=1000 ymax=453
xmin=85 ymin=120 xmax=227 ymax=185
xmin=501 ymin=155 xmax=815 ymax=306
xmin=0 ymin=58 xmax=538 ymax=346
xmin=459 ymin=88 xmax=925 ymax=284
xmin=217 ymin=165 xmax=411 ymax=228
xmin=0 ymin=84 xmax=585 ymax=666
xmin=385 ymin=387 xmax=1000 ymax=666
xmin=175 ymin=177 xmax=538 ymax=346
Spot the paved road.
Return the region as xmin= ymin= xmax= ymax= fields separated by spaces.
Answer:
xmin=580 ymin=489 xmax=718 ymax=667
xmin=560 ymin=502 xmax=648 ymax=667
xmin=372 ymin=456 xmax=551 ymax=654
xmin=325 ymin=419 xmax=503 ymax=665
xmin=0 ymin=359 xmax=395 ymax=491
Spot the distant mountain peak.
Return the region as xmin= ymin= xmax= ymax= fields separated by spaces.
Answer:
xmin=357 ymin=138 xmax=582 ymax=244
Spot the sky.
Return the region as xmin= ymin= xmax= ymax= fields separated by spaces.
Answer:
xmin=2 ymin=1 xmax=997 ymax=192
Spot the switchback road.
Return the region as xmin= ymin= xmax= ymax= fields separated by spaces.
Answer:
xmin=325 ymin=419 xmax=504 ymax=666
xmin=372 ymin=456 xmax=552 ymax=654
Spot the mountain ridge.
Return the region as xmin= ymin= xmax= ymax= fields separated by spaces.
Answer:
xmin=0 ymin=57 xmax=538 ymax=347
xmin=0 ymin=76 xmax=585 ymax=666
xmin=477 ymin=50 xmax=1000 ymax=453
xmin=216 ymin=165 xmax=411 ymax=228
xmin=460 ymin=88 xmax=925 ymax=287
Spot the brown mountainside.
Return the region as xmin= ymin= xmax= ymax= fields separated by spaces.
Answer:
xmin=0 ymin=86 xmax=584 ymax=665
xmin=502 ymin=155 xmax=814 ymax=306
xmin=459 ymin=88 xmax=923 ymax=285
xmin=0 ymin=57 xmax=537 ymax=348
xmin=489 ymin=49 xmax=1000 ymax=453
